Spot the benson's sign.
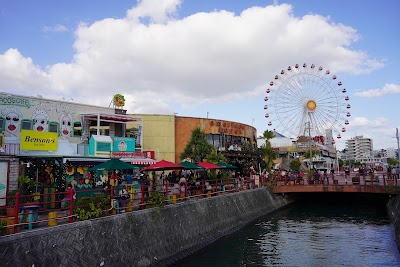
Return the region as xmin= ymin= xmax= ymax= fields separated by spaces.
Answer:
xmin=20 ymin=130 xmax=58 ymax=151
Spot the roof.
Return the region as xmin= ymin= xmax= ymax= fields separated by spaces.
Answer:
xmin=272 ymin=130 xmax=287 ymax=138
xmin=81 ymin=113 xmax=142 ymax=123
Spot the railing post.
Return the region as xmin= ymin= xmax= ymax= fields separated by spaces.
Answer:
xmin=215 ymin=179 xmax=218 ymax=196
xmin=383 ymin=174 xmax=386 ymax=186
xmin=165 ymin=181 xmax=169 ymax=204
xmin=14 ymin=192 xmax=19 ymax=234
xmin=69 ymin=189 xmax=74 ymax=223
xmin=140 ymin=183 xmax=145 ymax=210
xmin=185 ymin=182 xmax=188 ymax=199
xmin=201 ymin=180 xmax=205 ymax=197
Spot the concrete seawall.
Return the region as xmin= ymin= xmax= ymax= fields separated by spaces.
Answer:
xmin=0 ymin=188 xmax=290 ymax=266
xmin=387 ymin=195 xmax=400 ymax=252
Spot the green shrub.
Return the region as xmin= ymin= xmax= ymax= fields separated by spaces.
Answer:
xmin=147 ymin=191 xmax=166 ymax=223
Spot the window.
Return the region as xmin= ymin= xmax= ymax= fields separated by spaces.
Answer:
xmin=21 ymin=119 xmax=32 ymax=130
xmin=126 ymin=125 xmax=138 ymax=138
xmin=0 ymin=117 xmax=4 ymax=131
xmin=96 ymin=142 xmax=111 ymax=152
xmin=49 ymin=122 xmax=59 ymax=133
xmin=73 ymin=122 xmax=82 ymax=136
xmin=206 ymin=134 xmax=213 ymax=145
xmin=213 ymin=134 xmax=220 ymax=148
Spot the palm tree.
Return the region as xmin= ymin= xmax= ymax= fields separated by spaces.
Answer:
xmin=261 ymin=130 xmax=277 ymax=169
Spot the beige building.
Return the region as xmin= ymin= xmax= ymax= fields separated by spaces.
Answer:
xmin=128 ymin=114 xmax=258 ymax=164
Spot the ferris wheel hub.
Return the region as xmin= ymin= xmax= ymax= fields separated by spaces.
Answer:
xmin=306 ymin=100 xmax=317 ymax=111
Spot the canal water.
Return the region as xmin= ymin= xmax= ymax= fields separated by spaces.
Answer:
xmin=171 ymin=194 xmax=400 ymax=267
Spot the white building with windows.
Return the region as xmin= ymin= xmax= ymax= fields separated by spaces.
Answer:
xmin=345 ymin=136 xmax=373 ymax=161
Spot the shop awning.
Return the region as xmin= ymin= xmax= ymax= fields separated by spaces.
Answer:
xmin=127 ymin=158 xmax=157 ymax=165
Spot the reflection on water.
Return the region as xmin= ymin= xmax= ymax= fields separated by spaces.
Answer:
xmin=171 ymin=194 xmax=400 ymax=267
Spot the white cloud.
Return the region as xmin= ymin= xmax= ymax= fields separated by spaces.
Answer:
xmin=42 ymin=24 xmax=69 ymax=33
xmin=126 ymin=0 xmax=181 ymax=23
xmin=349 ymin=117 xmax=389 ymax=128
xmin=0 ymin=49 xmax=50 ymax=89
xmin=0 ymin=1 xmax=384 ymax=114
xmin=354 ymin=83 xmax=400 ymax=97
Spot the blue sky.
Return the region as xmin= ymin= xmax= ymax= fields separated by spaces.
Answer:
xmin=1 ymin=0 xmax=399 ymax=151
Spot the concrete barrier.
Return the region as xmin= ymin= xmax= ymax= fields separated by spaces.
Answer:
xmin=388 ymin=195 xmax=400 ymax=252
xmin=0 ymin=188 xmax=289 ymax=266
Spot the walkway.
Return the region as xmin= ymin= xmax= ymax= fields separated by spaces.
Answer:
xmin=272 ymin=171 xmax=398 ymax=194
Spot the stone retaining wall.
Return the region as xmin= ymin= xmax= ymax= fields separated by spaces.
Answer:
xmin=387 ymin=195 xmax=400 ymax=251
xmin=0 ymin=188 xmax=289 ymax=267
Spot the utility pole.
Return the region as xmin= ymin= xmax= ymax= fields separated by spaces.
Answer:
xmin=396 ymin=128 xmax=400 ymax=164
xmin=307 ymin=121 xmax=313 ymax=170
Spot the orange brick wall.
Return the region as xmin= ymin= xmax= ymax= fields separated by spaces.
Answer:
xmin=175 ymin=117 xmax=257 ymax=163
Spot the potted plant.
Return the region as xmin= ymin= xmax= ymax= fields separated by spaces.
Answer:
xmin=6 ymin=190 xmax=17 ymax=217
xmin=306 ymin=169 xmax=314 ymax=184
xmin=0 ymin=218 xmax=7 ymax=235
xmin=17 ymin=175 xmax=42 ymax=204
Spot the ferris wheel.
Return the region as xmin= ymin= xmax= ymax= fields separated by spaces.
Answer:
xmin=264 ymin=63 xmax=350 ymax=145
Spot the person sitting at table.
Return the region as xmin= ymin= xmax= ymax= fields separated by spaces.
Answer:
xmin=61 ymin=184 xmax=76 ymax=208
xmin=118 ymin=185 xmax=130 ymax=212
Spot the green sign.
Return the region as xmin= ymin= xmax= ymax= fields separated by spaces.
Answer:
xmin=112 ymin=137 xmax=135 ymax=152
xmin=0 ymin=95 xmax=31 ymax=108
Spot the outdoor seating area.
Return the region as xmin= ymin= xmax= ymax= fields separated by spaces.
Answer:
xmin=0 ymin=173 xmax=262 ymax=236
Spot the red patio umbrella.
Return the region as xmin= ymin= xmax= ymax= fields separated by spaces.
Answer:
xmin=198 ymin=162 xmax=222 ymax=169
xmin=141 ymin=160 xmax=184 ymax=171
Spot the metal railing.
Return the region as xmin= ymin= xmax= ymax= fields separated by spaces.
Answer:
xmin=0 ymin=176 xmax=265 ymax=236
xmin=270 ymin=172 xmax=399 ymax=186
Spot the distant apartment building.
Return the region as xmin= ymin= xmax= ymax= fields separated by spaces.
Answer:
xmin=344 ymin=135 xmax=387 ymax=167
xmin=345 ymin=136 xmax=373 ymax=161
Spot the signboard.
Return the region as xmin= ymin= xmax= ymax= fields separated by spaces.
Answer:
xmin=0 ymin=161 xmax=8 ymax=206
xmin=20 ymin=130 xmax=58 ymax=151
xmin=112 ymin=137 xmax=135 ymax=152
xmin=113 ymin=94 xmax=125 ymax=107
xmin=111 ymin=151 xmax=155 ymax=159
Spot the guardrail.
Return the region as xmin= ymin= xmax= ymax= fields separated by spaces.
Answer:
xmin=0 ymin=176 xmax=266 ymax=236
xmin=270 ymin=172 xmax=399 ymax=186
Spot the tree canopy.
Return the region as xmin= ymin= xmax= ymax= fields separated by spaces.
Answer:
xmin=180 ymin=127 xmax=214 ymax=163
xmin=204 ymin=149 xmax=226 ymax=164
xmin=388 ymin=158 xmax=399 ymax=166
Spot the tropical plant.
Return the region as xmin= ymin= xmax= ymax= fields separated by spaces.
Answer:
xmin=386 ymin=185 xmax=400 ymax=195
xmin=180 ymin=127 xmax=214 ymax=163
xmin=17 ymin=176 xmax=42 ymax=203
xmin=306 ymin=169 xmax=314 ymax=181
xmin=260 ymin=130 xmax=277 ymax=169
xmin=6 ymin=190 xmax=17 ymax=206
xmin=388 ymin=158 xmax=399 ymax=167
xmin=75 ymin=202 xmax=103 ymax=220
xmin=204 ymin=149 xmax=226 ymax=164
xmin=289 ymin=160 xmax=301 ymax=172
xmin=68 ymin=195 xmax=108 ymax=221
xmin=0 ymin=218 xmax=7 ymax=228
xmin=208 ymin=171 xmax=217 ymax=180
xmin=147 ymin=191 xmax=166 ymax=223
